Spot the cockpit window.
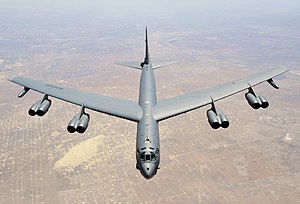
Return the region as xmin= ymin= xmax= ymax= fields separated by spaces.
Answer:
xmin=145 ymin=154 xmax=151 ymax=162
xmin=151 ymin=153 xmax=156 ymax=161
xmin=140 ymin=152 xmax=156 ymax=162
xmin=140 ymin=153 xmax=145 ymax=161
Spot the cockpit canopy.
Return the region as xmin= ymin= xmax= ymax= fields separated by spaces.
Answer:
xmin=139 ymin=152 xmax=156 ymax=162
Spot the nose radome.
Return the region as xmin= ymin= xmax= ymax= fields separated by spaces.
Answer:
xmin=141 ymin=163 xmax=156 ymax=179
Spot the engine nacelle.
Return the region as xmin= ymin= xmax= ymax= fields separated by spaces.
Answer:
xmin=28 ymin=100 xmax=42 ymax=116
xmin=76 ymin=114 xmax=90 ymax=133
xmin=67 ymin=113 xmax=90 ymax=134
xmin=207 ymin=109 xmax=230 ymax=129
xmin=36 ymin=99 xmax=52 ymax=116
xmin=67 ymin=113 xmax=80 ymax=133
xmin=258 ymin=95 xmax=269 ymax=109
xmin=207 ymin=109 xmax=220 ymax=129
xmin=245 ymin=92 xmax=261 ymax=109
xmin=219 ymin=111 xmax=229 ymax=128
xmin=28 ymin=98 xmax=52 ymax=117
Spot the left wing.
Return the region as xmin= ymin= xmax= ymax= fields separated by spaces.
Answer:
xmin=153 ymin=68 xmax=288 ymax=121
xmin=9 ymin=76 xmax=143 ymax=122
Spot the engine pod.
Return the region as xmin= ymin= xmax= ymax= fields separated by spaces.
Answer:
xmin=207 ymin=109 xmax=221 ymax=129
xmin=36 ymin=99 xmax=52 ymax=116
xmin=218 ymin=112 xmax=229 ymax=128
xmin=76 ymin=114 xmax=90 ymax=133
xmin=258 ymin=95 xmax=269 ymax=109
xmin=67 ymin=113 xmax=81 ymax=133
xmin=28 ymin=100 xmax=42 ymax=116
xmin=245 ymin=92 xmax=261 ymax=109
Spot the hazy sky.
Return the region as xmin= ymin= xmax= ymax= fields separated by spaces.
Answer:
xmin=1 ymin=0 xmax=299 ymax=34
xmin=2 ymin=0 xmax=299 ymax=15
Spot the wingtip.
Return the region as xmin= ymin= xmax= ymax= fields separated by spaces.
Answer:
xmin=8 ymin=76 xmax=16 ymax=82
xmin=278 ymin=67 xmax=289 ymax=74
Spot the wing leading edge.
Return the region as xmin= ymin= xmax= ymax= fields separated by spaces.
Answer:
xmin=153 ymin=68 xmax=288 ymax=121
xmin=9 ymin=76 xmax=143 ymax=122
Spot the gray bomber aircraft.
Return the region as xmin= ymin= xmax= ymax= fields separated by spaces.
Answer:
xmin=9 ymin=27 xmax=288 ymax=179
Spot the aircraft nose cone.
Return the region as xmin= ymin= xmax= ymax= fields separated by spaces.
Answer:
xmin=140 ymin=163 xmax=156 ymax=179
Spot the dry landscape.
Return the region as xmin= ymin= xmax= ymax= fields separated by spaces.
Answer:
xmin=0 ymin=5 xmax=299 ymax=203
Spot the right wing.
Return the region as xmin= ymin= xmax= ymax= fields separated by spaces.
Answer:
xmin=9 ymin=76 xmax=143 ymax=122
xmin=153 ymin=68 xmax=288 ymax=121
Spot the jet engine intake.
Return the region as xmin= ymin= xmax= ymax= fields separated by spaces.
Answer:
xmin=207 ymin=109 xmax=220 ymax=129
xmin=36 ymin=99 xmax=52 ymax=116
xmin=258 ymin=95 xmax=269 ymax=109
xmin=67 ymin=113 xmax=90 ymax=134
xmin=67 ymin=114 xmax=80 ymax=133
xmin=207 ymin=108 xmax=230 ymax=129
xmin=28 ymin=97 xmax=52 ymax=117
xmin=76 ymin=114 xmax=90 ymax=133
xmin=245 ymin=92 xmax=261 ymax=109
xmin=245 ymin=92 xmax=269 ymax=109
xmin=219 ymin=111 xmax=229 ymax=128
xmin=28 ymin=100 xmax=42 ymax=116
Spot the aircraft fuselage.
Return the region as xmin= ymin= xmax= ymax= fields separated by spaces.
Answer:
xmin=136 ymin=62 xmax=160 ymax=179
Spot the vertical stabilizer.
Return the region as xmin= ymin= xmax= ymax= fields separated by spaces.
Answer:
xmin=143 ymin=26 xmax=150 ymax=65
xmin=116 ymin=27 xmax=179 ymax=70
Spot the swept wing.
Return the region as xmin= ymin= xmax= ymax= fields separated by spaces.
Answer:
xmin=153 ymin=68 xmax=288 ymax=121
xmin=9 ymin=76 xmax=143 ymax=122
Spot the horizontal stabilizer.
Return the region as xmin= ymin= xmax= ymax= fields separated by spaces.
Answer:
xmin=115 ymin=61 xmax=142 ymax=70
xmin=152 ymin=60 xmax=180 ymax=69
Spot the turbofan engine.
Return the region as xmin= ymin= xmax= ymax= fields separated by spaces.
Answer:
xmin=245 ymin=92 xmax=269 ymax=109
xmin=28 ymin=98 xmax=52 ymax=117
xmin=67 ymin=112 xmax=90 ymax=134
xmin=206 ymin=109 xmax=229 ymax=129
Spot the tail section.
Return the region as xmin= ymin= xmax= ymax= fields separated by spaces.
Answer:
xmin=116 ymin=27 xmax=179 ymax=70
xmin=151 ymin=60 xmax=180 ymax=69
xmin=116 ymin=26 xmax=150 ymax=70
xmin=115 ymin=61 xmax=143 ymax=70
xmin=142 ymin=27 xmax=180 ymax=69
xmin=143 ymin=26 xmax=150 ymax=65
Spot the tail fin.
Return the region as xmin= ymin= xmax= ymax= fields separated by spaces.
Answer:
xmin=115 ymin=27 xmax=150 ymax=70
xmin=143 ymin=26 xmax=150 ymax=65
xmin=142 ymin=27 xmax=179 ymax=69
xmin=116 ymin=27 xmax=179 ymax=70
